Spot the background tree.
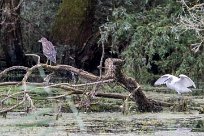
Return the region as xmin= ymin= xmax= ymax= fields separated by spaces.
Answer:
xmin=98 ymin=0 xmax=204 ymax=84
xmin=51 ymin=0 xmax=145 ymax=73
xmin=0 ymin=0 xmax=26 ymax=67
xmin=0 ymin=0 xmax=202 ymax=84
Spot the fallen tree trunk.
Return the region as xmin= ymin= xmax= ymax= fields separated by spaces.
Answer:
xmin=117 ymin=75 xmax=162 ymax=112
xmin=34 ymin=58 xmax=163 ymax=112
xmin=106 ymin=58 xmax=162 ymax=112
xmin=0 ymin=57 xmax=162 ymax=112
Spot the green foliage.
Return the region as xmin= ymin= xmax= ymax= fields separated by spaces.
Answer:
xmin=99 ymin=1 xmax=204 ymax=84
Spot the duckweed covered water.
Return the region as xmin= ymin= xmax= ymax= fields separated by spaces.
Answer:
xmin=1 ymin=84 xmax=204 ymax=135
xmin=1 ymin=108 xmax=204 ymax=136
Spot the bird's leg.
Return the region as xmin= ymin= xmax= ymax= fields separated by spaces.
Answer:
xmin=181 ymin=93 xmax=183 ymax=102
xmin=177 ymin=93 xmax=183 ymax=111
xmin=182 ymin=95 xmax=188 ymax=111
xmin=178 ymin=93 xmax=182 ymax=103
xmin=179 ymin=93 xmax=185 ymax=105
xmin=178 ymin=93 xmax=187 ymax=112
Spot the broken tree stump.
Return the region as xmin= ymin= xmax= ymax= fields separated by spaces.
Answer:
xmin=105 ymin=58 xmax=163 ymax=112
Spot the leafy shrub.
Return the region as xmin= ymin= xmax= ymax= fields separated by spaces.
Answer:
xmin=99 ymin=1 xmax=203 ymax=84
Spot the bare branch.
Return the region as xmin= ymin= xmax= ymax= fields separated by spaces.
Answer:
xmin=21 ymin=59 xmax=122 ymax=91
xmin=25 ymin=93 xmax=35 ymax=110
xmin=177 ymin=1 xmax=204 ymax=52
xmin=13 ymin=0 xmax=24 ymax=11
xmin=25 ymin=54 xmax=41 ymax=64
xmin=0 ymin=57 xmax=162 ymax=112
xmin=98 ymin=42 xmax=105 ymax=79
xmin=189 ymin=3 xmax=204 ymax=10
xmin=0 ymin=98 xmax=25 ymax=113
xmin=1 ymin=90 xmax=28 ymax=103
xmin=0 ymin=82 xmax=47 ymax=86
xmin=47 ymin=86 xmax=128 ymax=100
xmin=0 ymin=79 xmax=114 ymax=89
xmin=44 ymin=79 xmax=115 ymax=88
xmin=47 ymin=92 xmax=73 ymax=99
xmin=0 ymin=66 xmax=28 ymax=78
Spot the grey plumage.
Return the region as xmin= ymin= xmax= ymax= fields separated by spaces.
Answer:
xmin=38 ymin=37 xmax=57 ymax=63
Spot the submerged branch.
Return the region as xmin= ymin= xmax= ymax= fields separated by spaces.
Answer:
xmin=47 ymin=85 xmax=128 ymax=100
xmin=0 ymin=66 xmax=28 ymax=78
xmin=0 ymin=98 xmax=25 ymax=114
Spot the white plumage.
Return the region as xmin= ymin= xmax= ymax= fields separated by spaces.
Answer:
xmin=154 ymin=74 xmax=196 ymax=94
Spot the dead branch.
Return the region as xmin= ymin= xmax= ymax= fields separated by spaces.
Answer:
xmin=0 ymin=82 xmax=47 ymax=86
xmin=47 ymin=92 xmax=73 ymax=99
xmin=46 ymin=84 xmax=170 ymax=111
xmin=21 ymin=59 xmax=118 ymax=90
xmin=112 ymin=59 xmax=163 ymax=112
xmin=67 ymin=79 xmax=114 ymax=87
xmin=178 ymin=0 xmax=204 ymax=52
xmin=13 ymin=0 xmax=24 ymax=11
xmin=44 ymin=79 xmax=114 ymax=88
xmin=98 ymin=41 xmax=105 ymax=79
xmin=1 ymin=90 xmax=28 ymax=103
xmin=25 ymin=54 xmax=40 ymax=64
xmin=0 ymin=66 xmax=28 ymax=78
xmin=24 ymin=93 xmax=35 ymax=111
xmin=0 ymin=90 xmax=35 ymax=113
xmin=189 ymin=3 xmax=204 ymax=10
xmin=0 ymin=57 xmax=163 ymax=113
xmin=0 ymin=94 xmax=16 ymax=99
xmin=47 ymin=85 xmax=127 ymax=100
xmin=0 ymin=98 xmax=25 ymax=113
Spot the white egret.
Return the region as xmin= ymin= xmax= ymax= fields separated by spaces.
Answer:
xmin=154 ymin=74 xmax=196 ymax=94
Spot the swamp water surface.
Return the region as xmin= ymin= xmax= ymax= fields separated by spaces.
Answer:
xmin=1 ymin=85 xmax=204 ymax=136
xmin=1 ymin=108 xmax=204 ymax=136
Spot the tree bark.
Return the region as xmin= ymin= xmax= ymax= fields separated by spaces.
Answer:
xmin=52 ymin=0 xmax=115 ymax=72
xmin=52 ymin=0 xmax=93 ymax=66
xmin=105 ymin=58 xmax=162 ymax=112
xmin=28 ymin=58 xmax=163 ymax=112
xmin=0 ymin=0 xmax=26 ymax=66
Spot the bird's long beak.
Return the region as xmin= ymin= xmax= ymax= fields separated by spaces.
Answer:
xmin=38 ymin=40 xmax=41 ymax=42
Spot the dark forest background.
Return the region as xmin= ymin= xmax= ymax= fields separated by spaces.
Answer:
xmin=0 ymin=0 xmax=203 ymax=85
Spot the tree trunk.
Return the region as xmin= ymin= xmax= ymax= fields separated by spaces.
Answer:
xmin=52 ymin=0 xmax=117 ymax=73
xmin=52 ymin=0 xmax=93 ymax=65
xmin=0 ymin=0 xmax=26 ymax=67
xmin=105 ymin=58 xmax=163 ymax=112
